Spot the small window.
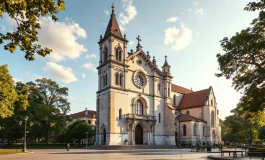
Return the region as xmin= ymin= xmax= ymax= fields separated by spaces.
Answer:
xmin=103 ymin=76 xmax=105 ymax=86
xmin=168 ymin=87 xmax=170 ymax=97
xmin=120 ymin=74 xmax=122 ymax=86
xmin=159 ymin=113 xmax=161 ymax=123
xmin=202 ymin=125 xmax=205 ymax=136
xmin=211 ymin=100 xmax=213 ymax=106
xmin=119 ymin=108 xmax=122 ymax=119
xmin=105 ymin=74 xmax=108 ymax=85
xmin=183 ymin=124 xmax=187 ymax=136
xmin=88 ymin=120 xmax=91 ymax=124
xmin=186 ymin=111 xmax=190 ymax=114
xmin=173 ymin=95 xmax=176 ymax=105
xmin=115 ymin=73 xmax=119 ymax=85
xmin=104 ymin=48 xmax=108 ymax=62
xmin=157 ymin=83 xmax=161 ymax=93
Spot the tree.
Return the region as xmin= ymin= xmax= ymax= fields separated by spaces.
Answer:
xmin=216 ymin=0 xmax=265 ymax=113
xmin=66 ymin=120 xmax=95 ymax=143
xmin=258 ymin=125 xmax=265 ymax=141
xmin=26 ymin=78 xmax=70 ymax=144
xmin=0 ymin=0 xmax=65 ymax=61
xmin=0 ymin=65 xmax=28 ymax=118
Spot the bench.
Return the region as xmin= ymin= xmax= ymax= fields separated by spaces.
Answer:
xmin=248 ymin=152 xmax=265 ymax=160
xmin=221 ymin=150 xmax=245 ymax=158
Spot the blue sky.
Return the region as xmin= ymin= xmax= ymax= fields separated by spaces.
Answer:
xmin=0 ymin=0 xmax=259 ymax=119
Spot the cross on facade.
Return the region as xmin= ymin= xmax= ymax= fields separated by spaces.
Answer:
xmin=136 ymin=35 xmax=141 ymax=45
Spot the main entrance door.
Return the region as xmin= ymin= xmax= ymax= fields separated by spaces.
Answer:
xmin=135 ymin=124 xmax=143 ymax=144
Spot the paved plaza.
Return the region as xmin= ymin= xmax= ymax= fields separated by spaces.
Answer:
xmin=1 ymin=148 xmax=261 ymax=160
xmin=0 ymin=149 xmax=218 ymax=160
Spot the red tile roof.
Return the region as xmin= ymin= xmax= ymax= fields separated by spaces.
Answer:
xmin=176 ymin=114 xmax=207 ymax=123
xmin=178 ymin=88 xmax=209 ymax=109
xmin=171 ymin=84 xmax=193 ymax=94
xmin=69 ymin=110 xmax=96 ymax=119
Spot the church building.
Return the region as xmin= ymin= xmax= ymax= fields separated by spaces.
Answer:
xmin=94 ymin=5 xmax=221 ymax=145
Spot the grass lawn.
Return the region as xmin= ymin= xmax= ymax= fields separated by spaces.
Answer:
xmin=0 ymin=149 xmax=25 ymax=155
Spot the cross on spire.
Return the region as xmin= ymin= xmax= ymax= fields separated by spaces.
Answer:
xmin=136 ymin=35 xmax=143 ymax=51
xmin=136 ymin=35 xmax=141 ymax=45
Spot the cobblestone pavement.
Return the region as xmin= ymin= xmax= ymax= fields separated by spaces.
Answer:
xmin=0 ymin=148 xmax=259 ymax=160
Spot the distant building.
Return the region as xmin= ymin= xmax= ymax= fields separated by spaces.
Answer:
xmin=69 ymin=108 xmax=96 ymax=126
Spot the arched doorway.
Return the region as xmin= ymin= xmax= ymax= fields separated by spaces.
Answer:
xmin=135 ymin=124 xmax=143 ymax=144
xmin=103 ymin=128 xmax=106 ymax=145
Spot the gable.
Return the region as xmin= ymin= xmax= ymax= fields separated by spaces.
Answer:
xmin=126 ymin=50 xmax=163 ymax=77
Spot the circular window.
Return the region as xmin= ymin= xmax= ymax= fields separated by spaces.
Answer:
xmin=134 ymin=75 xmax=144 ymax=87
xmin=137 ymin=60 xmax=142 ymax=66
xmin=133 ymin=70 xmax=147 ymax=88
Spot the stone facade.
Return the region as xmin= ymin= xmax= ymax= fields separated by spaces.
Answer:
xmin=94 ymin=5 xmax=221 ymax=146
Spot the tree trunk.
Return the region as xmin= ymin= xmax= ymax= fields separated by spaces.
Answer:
xmin=45 ymin=121 xmax=50 ymax=144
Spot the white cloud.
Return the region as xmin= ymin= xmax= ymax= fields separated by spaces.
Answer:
xmin=129 ymin=41 xmax=134 ymax=46
xmin=166 ymin=17 xmax=179 ymax=23
xmin=196 ymin=8 xmax=204 ymax=15
xmin=188 ymin=8 xmax=192 ymax=12
xmin=37 ymin=17 xmax=87 ymax=61
xmin=43 ymin=62 xmax=78 ymax=83
xmin=104 ymin=10 xmax=110 ymax=15
xmin=120 ymin=26 xmax=126 ymax=32
xmin=81 ymin=73 xmax=86 ymax=79
xmin=81 ymin=63 xmax=97 ymax=72
xmin=164 ymin=23 xmax=193 ymax=51
xmin=119 ymin=0 xmax=137 ymax=31
xmin=84 ymin=54 xmax=96 ymax=59
xmin=196 ymin=32 xmax=200 ymax=36
xmin=13 ymin=78 xmax=23 ymax=83
xmin=24 ymin=72 xmax=43 ymax=80
xmin=194 ymin=2 xmax=199 ymax=6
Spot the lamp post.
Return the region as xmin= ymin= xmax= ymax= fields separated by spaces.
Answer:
xmin=18 ymin=116 xmax=33 ymax=152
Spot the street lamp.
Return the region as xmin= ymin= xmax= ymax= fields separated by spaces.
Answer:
xmin=86 ymin=132 xmax=88 ymax=149
xmin=18 ymin=116 xmax=33 ymax=152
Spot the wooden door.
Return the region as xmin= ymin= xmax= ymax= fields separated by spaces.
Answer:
xmin=135 ymin=125 xmax=143 ymax=144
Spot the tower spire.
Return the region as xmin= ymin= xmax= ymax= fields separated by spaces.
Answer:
xmin=102 ymin=4 xmax=124 ymax=41
xmin=162 ymin=55 xmax=170 ymax=67
xmin=111 ymin=3 xmax=115 ymax=15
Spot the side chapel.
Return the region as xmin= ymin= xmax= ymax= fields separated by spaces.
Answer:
xmin=94 ymin=5 xmax=221 ymax=145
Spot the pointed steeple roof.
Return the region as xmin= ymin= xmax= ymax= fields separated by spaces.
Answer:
xmin=103 ymin=4 xmax=124 ymax=40
xmin=162 ymin=55 xmax=170 ymax=68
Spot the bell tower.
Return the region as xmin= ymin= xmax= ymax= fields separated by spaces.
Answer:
xmin=95 ymin=4 xmax=128 ymax=145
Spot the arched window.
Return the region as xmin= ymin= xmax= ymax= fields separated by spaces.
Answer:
xmin=105 ymin=74 xmax=108 ymax=85
xmin=115 ymin=73 xmax=119 ymax=85
xmin=183 ymin=124 xmax=187 ymax=136
xmin=119 ymin=49 xmax=122 ymax=61
xmin=103 ymin=75 xmax=105 ymax=86
xmin=193 ymin=123 xmax=197 ymax=136
xmin=120 ymin=74 xmax=122 ymax=86
xmin=157 ymin=83 xmax=161 ymax=93
xmin=119 ymin=108 xmax=122 ymax=119
xmin=211 ymin=111 xmax=214 ymax=127
xmin=115 ymin=48 xmax=122 ymax=61
xmin=186 ymin=110 xmax=190 ymax=114
xmin=211 ymin=99 xmax=213 ymax=106
xmin=202 ymin=125 xmax=205 ymax=136
xmin=159 ymin=113 xmax=161 ymax=123
xmin=135 ymin=100 xmax=143 ymax=115
xmin=103 ymin=47 xmax=108 ymax=62
xmin=173 ymin=95 xmax=176 ymax=105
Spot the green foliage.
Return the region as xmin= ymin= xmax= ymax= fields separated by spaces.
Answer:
xmin=66 ymin=120 xmax=95 ymax=141
xmin=0 ymin=0 xmax=65 ymax=60
xmin=258 ymin=126 xmax=265 ymax=141
xmin=216 ymin=0 xmax=265 ymax=114
xmin=0 ymin=65 xmax=29 ymax=118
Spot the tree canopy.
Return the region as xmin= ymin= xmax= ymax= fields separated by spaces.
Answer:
xmin=66 ymin=120 xmax=95 ymax=142
xmin=0 ymin=0 xmax=65 ymax=60
xmin=0 ymin=65 xmax=28 ymax=118
xmin=216 ymin=0 xmax=265 ymax=113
